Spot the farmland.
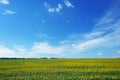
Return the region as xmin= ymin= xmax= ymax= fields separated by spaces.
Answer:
xmin=0 ymin=58 xmax=120 ymax=80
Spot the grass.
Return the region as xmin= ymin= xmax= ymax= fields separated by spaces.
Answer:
xmin=0 ymin=58 xmax=120 ymax=80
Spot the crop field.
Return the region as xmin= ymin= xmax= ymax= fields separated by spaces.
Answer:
xmin=0 ymin=58 xmax=120 ymax=80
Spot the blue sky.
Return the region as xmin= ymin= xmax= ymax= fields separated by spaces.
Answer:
xmin=0 ymin=0 xmax=120 ymax=58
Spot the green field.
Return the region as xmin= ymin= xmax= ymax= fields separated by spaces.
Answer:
xmin=0 ymin=58 xmax=120 ymax=80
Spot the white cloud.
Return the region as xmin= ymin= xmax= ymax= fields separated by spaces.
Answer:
xmin=0 ymin=0 xmax=9 ymax=5
xmin=31 ymin=42 xmax=63 ymax=54
xmin=48 ymin=8 xmax=55 ymax=12
xmin=64 ymin=0 xmax=74 ymax=8
xmin=15 ymin=46 xmax=26 ymax=54
xmin=58 ymin=4 xmax=62 ymax=9
xmin=0 ymin=45 xmax=18 ymax=58
xmin=30 ymin=37 xmax=106 ymax=55
xmin=56 ymin=4 xmax=62 ymax=12
xmin=44 ymin=2 xmax=62 ymax=13
xmin=0 ymin=45 xmax=28 ymax=58
xmin=15 ymin=46 xmax=28 ymax=58
xmin=44 ymin=1 xmax=74 ymax=13
xmin=3 ymin=10 xmax=16 ymax=15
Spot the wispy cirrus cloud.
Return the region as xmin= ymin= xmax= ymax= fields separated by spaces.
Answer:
xmin=58 ymin=1 xmax=120 ymax=56
xmin=3 ymin=10 xmax=16 ymax=15
xmin=84 ymin=31 xmax=104 ymax=39
xmin=0 ymin=0 xmax=16 ymax=15
xmin=95 ymin=1 xmax=120 ymax=29
xmin=0 ymin=0 xmax=9 ymax=5
xmin=71 ymin=38 xmax=106 ymax=52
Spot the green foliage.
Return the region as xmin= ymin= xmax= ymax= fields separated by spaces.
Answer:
xmin=0 ymin=58 xmax=120 ymax=80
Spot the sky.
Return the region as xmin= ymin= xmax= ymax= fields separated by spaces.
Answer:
xmin=0 ymin=0 xmax=120 ymax=58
